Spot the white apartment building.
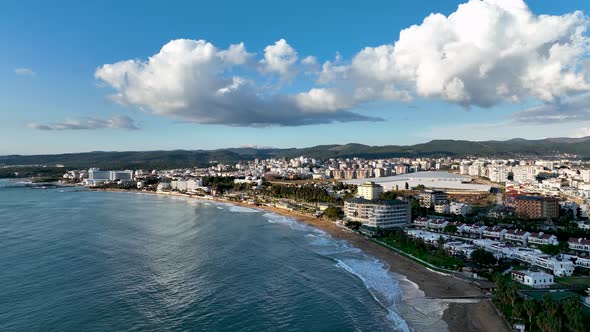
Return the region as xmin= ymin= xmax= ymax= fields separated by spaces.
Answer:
xmin=483 ymin=226 xmax=507 ymax=240
xmin=434 ymin=203 xmax=450 ymax=214
xmin=357 ymin=181 xmax=384 ymax=200
xmin=513 ymin=165 xmax=543 ymax=184
xmin=468 ymin=164 xmax=482 ymax=177
xmin=568 ymin=238 xmax=590 ymax=252
xmin=527 ymin=232 xmax=559 ymax=246
xmin=504 ymin=230 xmax=530 ymax=246
xmin=450 ymin=202 xmax=471 ymax=216
xmin=488 ymin=166 xmax=509 ymax=183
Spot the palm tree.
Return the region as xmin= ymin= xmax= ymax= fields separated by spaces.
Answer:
xmin=505 ymin=283 xmax=518 ymax=308
xmin=563 ymin=298 xmax=584 ymax=332
xmin=513 ymin=301 xmax=524 ymax=321
xmin=523 ymin=299 xmax=537 ymax=328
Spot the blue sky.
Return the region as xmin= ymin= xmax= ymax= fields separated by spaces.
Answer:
xmin=2 ymin=0 xmax=590 ymax=154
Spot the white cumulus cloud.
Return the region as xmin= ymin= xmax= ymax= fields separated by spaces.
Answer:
xmin=259 ymin=39 xmax=298 ymax=79
xmin=95 ymin=39 xmax=379 ymax=126
xmin=92 ymin=0 xmax=590 ymax=129
xmin=320 ymin=0 xmax=590 ymax=108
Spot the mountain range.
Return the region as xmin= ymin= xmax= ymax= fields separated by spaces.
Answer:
xmin=2 ymin=136 xmax=590 ymax=169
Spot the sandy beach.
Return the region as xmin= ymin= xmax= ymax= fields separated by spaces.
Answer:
xmin=96 ymin=189 xmax=511 ymax=332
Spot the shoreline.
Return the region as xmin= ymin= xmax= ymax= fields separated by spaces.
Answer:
xmin=92 ymin=188 xmax=511 ymax=332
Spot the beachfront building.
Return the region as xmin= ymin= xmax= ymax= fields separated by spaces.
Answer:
xmin=88 ymin=168 xmax=110 ymax=181
xmin=344 ymin=198 xmax=410 ymax=229
xmin=109 ymin=170 xmax=133 ymax=181
xmin=157 ymin=182 xmax=171 ymax=191
xmin=84 ymin=168 xmax=133 ymax=186
xmin=357 ymin=181 xmax=384 ymax=200
xmin=511 ymin=270 xmax=554 ymax=288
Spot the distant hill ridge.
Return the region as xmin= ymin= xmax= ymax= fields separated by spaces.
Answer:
xmin=2 ymin=137 xmax=590 ymax=169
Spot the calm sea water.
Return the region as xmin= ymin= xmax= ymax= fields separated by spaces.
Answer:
xmin=0 ymin=180 xmax=447 ymax=331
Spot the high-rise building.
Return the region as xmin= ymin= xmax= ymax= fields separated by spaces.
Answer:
xmin=515 ymin=196 xmax=559 ymax=219
xmin=357 ymin=181 xmax=384 ymax=200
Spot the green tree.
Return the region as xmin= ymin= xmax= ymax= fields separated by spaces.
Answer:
xmin=470 ymin=248 xmax=497 ymax=267
xmin=536 ymin=294 xmax=561 ymax=332
xmin=505 ymin=283 xmax=518 ymax=308
xmin=540 ymin=244 xmax=560 ymax=256
xmin=523 ymin=299 xmax=537 ymax=327
xmin=536 ymin=312 xmax=561 ymax=332
xmin=323 ymin=206 xmax=342 ymax=220
xmin=513 ymin=301 xmax=525 ymax=321
xmin=380 ymin=191 xmax=398 ymax=200
xmin=443 ymin=224 xmax=458 ymax=234
xmin=562 ymin=298 xmax=584 ymax=332
xmin=558 ymin=241 xmax=570 ymax=253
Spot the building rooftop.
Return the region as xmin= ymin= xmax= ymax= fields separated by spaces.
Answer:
xmin=346 ymin=197 xmax=407 ymax=205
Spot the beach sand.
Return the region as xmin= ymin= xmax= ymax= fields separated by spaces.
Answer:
xmin=97 ymin=189 xmax=511 ymax=332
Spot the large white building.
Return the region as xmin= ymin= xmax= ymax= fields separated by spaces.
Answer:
xmin=109 ymin=170 xmax=133 ymax=181
xmin=511 ymin=270 xmax=554 ymax=288
xmin=357 ymin=181 xmax=384 ymax=200
xmin=344 ymin=198 xmax=410 ymax=229
xmin=88 ymin=168 xmax=110 ymax=181
xmin=86 ymin=168 xmax=133 ymax=185
xmin=345 ymin=171 xmax=490 ymax=192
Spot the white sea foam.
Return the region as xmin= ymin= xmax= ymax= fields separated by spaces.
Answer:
xmin=262 ymin=213 xmax=326 ymax=236
xmin=335 ymin=259 xmax=412 ymax=332
xmin=227 ymin=205 xmax=259 ymax=213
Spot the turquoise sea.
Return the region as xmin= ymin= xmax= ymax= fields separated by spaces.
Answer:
xmin=0 ymin=180 xmax=447 ymax=331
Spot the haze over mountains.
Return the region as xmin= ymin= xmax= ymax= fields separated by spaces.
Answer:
xmin=3 ymin=136 xmax=590 ymax=170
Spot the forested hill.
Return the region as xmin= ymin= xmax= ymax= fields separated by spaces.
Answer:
xmin=2 ymin=137 xmax=590 ymax=169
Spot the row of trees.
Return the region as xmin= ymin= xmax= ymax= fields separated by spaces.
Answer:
xmin=495 ymin=280 xmax=585 ymax=332
xmin=260 ymin=184 xmax=335 ymax=203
